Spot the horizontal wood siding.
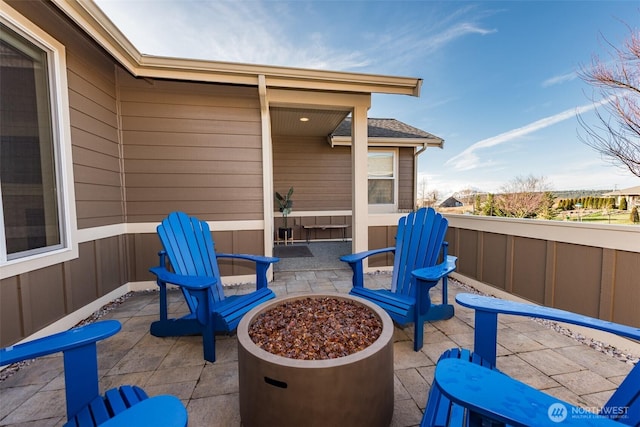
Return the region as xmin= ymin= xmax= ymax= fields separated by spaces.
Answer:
xmin=398 ymin=148 xmax=415 ymax=210
xmin=7 ymin=0 xmax=124 ymax=229
xmin=273 ymin=136 xmax=352 ymax=211
xmin=118 ymin=72 xmax=263 ymax=222
xmin=1 ymin=1 xmax=130 ymax=346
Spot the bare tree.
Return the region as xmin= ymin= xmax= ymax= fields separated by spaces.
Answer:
xmin=454 ymin=188 xmax=478 ymax=206
xmin=578 ymin=21 xmax=640 ymax=177
xmin=496 ymin=175 xmax=554 ymax=218
xmin=416 ymin=178 xmax=440 ymax=208
xmin=423 ymin=189 xmax=440 ymax=207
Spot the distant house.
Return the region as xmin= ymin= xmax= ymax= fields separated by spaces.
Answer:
xmin=439 ymin=197 xmax=463 ymax=208
xmin=603 ymin=185 xmax=640 ymax=210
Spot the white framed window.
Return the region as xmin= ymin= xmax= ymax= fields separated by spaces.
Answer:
xmin=368 ymin=149 xmax=397 ymax=212
xmin=1 ymin=7 xmax=77 ymax=278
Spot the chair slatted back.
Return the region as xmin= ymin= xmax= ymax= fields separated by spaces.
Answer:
xmin=157 ymin=212 xmax=226 ymax=312
xmin=391 ymin=208 xmax=448 ymax=297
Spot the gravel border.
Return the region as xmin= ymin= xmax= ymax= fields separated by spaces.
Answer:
xmin=448 ymin=277 xmax=639 ymax=365
xmin=2 ymin=275 xmax=636 ymax=383
xmin=0 ymin=292 xmax=136 ymax=382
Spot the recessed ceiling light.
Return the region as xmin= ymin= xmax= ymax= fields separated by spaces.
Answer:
xmin=299 ymin=117 xmax=309 ymax=122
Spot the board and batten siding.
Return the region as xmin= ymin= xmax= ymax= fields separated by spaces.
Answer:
xmin=367 ymin=222 xmax=639 ymax=327
xmin=118 ymin=70 xmax=264 ymax=223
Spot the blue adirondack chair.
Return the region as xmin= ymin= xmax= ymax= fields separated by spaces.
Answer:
xmin=422 ymin=293 xmax=640 ymax=426
xmin=340 ymin=207 xmax=457 ymax=351
xmin=149 ymin=211 xmax=278 ymax=362
xmin=0 ymin=320 xmax=187 ymax=427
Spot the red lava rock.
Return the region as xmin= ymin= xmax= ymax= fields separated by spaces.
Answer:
xmin=248 ymin=297 xmax=383 ymax=360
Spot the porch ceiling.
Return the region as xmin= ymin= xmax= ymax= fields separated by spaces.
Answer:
xmin=270 ymin=107 xmax=350 ymax=137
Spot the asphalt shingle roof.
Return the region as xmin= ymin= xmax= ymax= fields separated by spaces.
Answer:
xmin=332 ymin=118 xmax=442 ymax=141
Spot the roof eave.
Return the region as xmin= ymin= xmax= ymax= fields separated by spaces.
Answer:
xmin=329 ymin=136 xmax=443 ymax=149
xmin=52 ymin=0 xmax=422 ymax=96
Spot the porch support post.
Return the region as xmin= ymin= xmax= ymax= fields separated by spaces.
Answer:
xmin=258 ymin=75 xmax=275 ymax=261
xmin=351 ymin=105 xmax=369 ymax=257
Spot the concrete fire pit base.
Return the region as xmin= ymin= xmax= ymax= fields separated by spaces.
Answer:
xmin=237 ymin=293 xmax=394 ymax=427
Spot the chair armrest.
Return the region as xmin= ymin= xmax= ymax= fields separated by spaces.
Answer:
xmin=412 ymin=256 xmax=457 ymax=282
xmin=216 ymin=253 xmax=279 ymax=265
xmin=216 ymin=253 xmax=278 ymax=290
xmin=149 ymin=266 xmax=218 ymax=290
xmin=434 ymin=358 xmax=620 ymax=426
xmin=0 ymin=320 xmax=121 ymax=366
xmin=340 ymin=247 xmax=395 ymax=264
xmin=99 ymin=395 xmax=188 ymax=427
xmin=456 ymin=293 xmax=640 ymax=365
xmin=456 ymin=293 xmax=640 ymax=341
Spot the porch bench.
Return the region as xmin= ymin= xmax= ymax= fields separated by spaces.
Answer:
xmin=302 ymin=224 xmax=350 ymax=243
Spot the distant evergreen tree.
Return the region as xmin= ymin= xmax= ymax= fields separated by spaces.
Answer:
xmin=538 ymin=192 xmax=557 ymax=219
xmin=607 ymin=197 xmax=616 ymax=209
xmin=631 ymin=207 xmax=639 ymax=223
xmin=482 ymin=194 xmax=496 ymax=216
xmin=620 ymin=197 xmax=628 ymax=210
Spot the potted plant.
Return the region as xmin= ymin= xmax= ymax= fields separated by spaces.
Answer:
xmin=275 ymin=187 xmax=294 ymax=240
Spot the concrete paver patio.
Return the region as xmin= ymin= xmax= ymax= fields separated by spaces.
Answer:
xmin=1 ymin=269 xmax=637 ymax=426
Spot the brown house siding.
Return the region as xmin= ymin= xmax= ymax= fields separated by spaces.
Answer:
xmin=118 ymin=71 xmax=264 ymax=223
xmin=398 ymin=148 xmax=415 ymax=211
xmin=0 ymin=236 xmax=129 ymax=346
xmin=273 ymin=135 xmax=352 ymax=211
xmin=7 ymin=0 xmax=125 ymax=230
xmin=273 ymin=139 xmax=416 ymax=212
xmin=1 ymin=1 xmax=128 ymax=346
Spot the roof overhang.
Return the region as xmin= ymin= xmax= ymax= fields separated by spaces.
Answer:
xmin=329 ymin=136 xmax=444 ymax=149
xmin=51 ymin=0 xmax=423 ymax=96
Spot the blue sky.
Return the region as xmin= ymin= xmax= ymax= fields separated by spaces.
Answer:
xmin=95 ymin=0 xmax=639 ymax=195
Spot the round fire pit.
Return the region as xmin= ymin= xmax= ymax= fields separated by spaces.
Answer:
xmin=238 ymin=293 xmax=394 ymax=427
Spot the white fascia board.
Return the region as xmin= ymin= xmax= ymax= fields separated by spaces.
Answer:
xmin=53 ymin=0 xmax=422 ymax=96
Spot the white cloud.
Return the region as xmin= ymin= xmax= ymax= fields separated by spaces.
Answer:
xmin=95 ymin=0 xmax=371 ymax=70
xmin=444 ymin=97 xmax=614 ymax=171
xmin=95 ymin=1 xmax=498 ymax=72
xmin=421 ymin=22 xmax=496 ymax=53
xmin=542 ymin=71 xmax=577 ymax=87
